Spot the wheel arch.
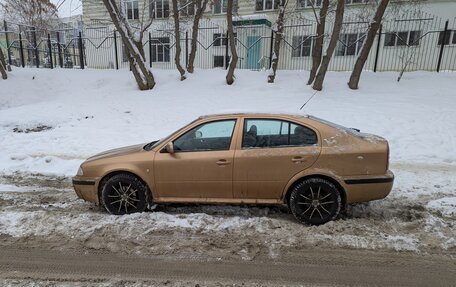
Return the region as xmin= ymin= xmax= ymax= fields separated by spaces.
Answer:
xmin=283 ymin=174 xmax=346 ymax=208
xmin=97 ymin=170 xmax=152 ymax=204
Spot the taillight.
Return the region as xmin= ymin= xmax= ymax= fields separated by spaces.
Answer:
xmin=386 ymin=143 xmax=390 ymax=171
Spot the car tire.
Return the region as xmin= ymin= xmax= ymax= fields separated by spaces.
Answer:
xmin=101 ymin=173 xmax=148 ymax=215
xmin=289 ymin=178 xmax=341 ymax=225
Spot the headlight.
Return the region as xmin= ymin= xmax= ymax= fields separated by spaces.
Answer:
xmin=76 ymin=167 xmax=84 ymax=176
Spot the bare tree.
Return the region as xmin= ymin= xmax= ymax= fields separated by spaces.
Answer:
xmin=267 ymin=0 xmax=288 ymax=83
xmin=186 ymin=0 xmax=209 ymax=73
xmin=307 ymin=0 xmax=330 ymax=85
xmin=101 ymin=0 xmax=155 ymax=90
xmin=0 ymin=0 xmax=58 ymax=29
xmin=225 ymin=0 xmax=238 ymax=85
xmin=0 ymin=47 xmax=7 ymax=80
xmin=172 ymin=0 xmax=186 ymax=80
xmin=348 ymin=0 xmax=389 ymax=89
xmin=312 ymin=0 xmax=344 ymax=91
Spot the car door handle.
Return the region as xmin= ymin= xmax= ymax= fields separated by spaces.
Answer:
xmin=216 ymin=159 xmax=231 ymax=166
xmin=291 ymin=157 xmax=305 ymax=163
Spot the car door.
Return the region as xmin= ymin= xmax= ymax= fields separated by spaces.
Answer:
xmin=233 ymin=118 xmax=321 ymax=200
xmin=154 ymin=118 xmax=238 ymax=200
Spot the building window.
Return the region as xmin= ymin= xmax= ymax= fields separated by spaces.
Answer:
xmin=213 ymin=0 xmax=237 ymax=14
xmin=180 ymin=0 xmax=195 ymax=16
xmin=345 ymin=0 xmax=371 ymax=4
xmin=438 ymin=30 xmax=456 ymax=45
xmin=384 ymin=30 xmax=421 ymax=47
xmin=213 ymin=33 xmax=237 ymax=47
xmin=124 ymin=0 xmax=139 ymax=20
xmin=336 ymin=33 xmax=366 ymax=56
xmin=150 ymin=0 xmax=170 ymax=19
xmin=214 ymin=55 xmax=229 ymax=68
xmin=255 ymin=0 xmax=279 ymax=11
xmin=298 ymin=0 xmax=322 ymax=8
xmin=292 ymin=35 xmax=314 ymax=57
xmin=151 ymin=37 xmax=170 ymax=62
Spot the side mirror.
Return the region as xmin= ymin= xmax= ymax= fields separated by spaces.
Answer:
xmin=165 ymin=142 xmax=174 ymax=154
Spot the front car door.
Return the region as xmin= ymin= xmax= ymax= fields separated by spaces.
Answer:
xmin=154 ymin=118 xmax=239 ymax=201
xmin=233 ymin=117 xmax=321 ymax=201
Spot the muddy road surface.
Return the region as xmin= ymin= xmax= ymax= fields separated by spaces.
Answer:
xmin=1 ymin=246 xmax=455 ymax=286
xmin=0 ymin=164 xmax=455 ymax=286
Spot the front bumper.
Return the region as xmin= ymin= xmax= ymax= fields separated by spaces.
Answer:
xmin=343 ymin=170 xmax=394 ymax=203
xmin=72 ymin=177 xmax=99 ymax=204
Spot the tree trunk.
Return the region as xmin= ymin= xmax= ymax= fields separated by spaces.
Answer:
xmin=312 ymin=0 xmax=344 ymax=91
xmin=348 ymin=0 xmax=389 ymax=89
xmin=187 ymin=0 xmax=208 ymax=73
xmin=267 ymin=0 xmax=287 ymax=83
xmin=0 ymin=48 xmax=7 ymax=80
xmin=307 ymin=0 xmax=329 ymax=85
xmin=225 ymin=0 xmax=238 ymax=85
xmin=102 ymin=0 xmax=156 ymax=90
xmin=172 ymin=0 xmax=186 ymax=80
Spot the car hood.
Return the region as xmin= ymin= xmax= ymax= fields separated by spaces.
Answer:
xmin=86 ymin=143 xmax=146 ymax=161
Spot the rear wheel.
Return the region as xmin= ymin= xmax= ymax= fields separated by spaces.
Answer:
xmin=101 ymin=174 xmax=148 ymax=215
xmin=289 ymin=178 xmax=341 ymax=225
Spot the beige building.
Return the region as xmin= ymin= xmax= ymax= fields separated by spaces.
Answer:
xmin=80 ymin=0 xmax=456 ymax=71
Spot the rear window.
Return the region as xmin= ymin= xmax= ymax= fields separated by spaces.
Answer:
xmin=243 ymin=119 xmax=317 ymax=148
xmin=309 ymin=116 xmax=361 ymax=136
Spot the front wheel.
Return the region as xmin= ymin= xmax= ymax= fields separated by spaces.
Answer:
xmin=101 ymin=174 xmax=148 ymax=215
xmin=289 ymin=178 xmax=341 ymax=225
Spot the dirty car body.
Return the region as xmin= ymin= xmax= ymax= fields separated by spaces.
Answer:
xmin=73 ymin=113 xmax=394 ymax=225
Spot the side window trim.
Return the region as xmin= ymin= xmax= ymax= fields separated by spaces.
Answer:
xmin=241 ymin=118 xmax=318 ymax=149
xmin=172 ymin=119 xmax=237 ymax=153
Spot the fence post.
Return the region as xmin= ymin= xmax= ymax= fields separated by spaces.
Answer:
xmin=78 ymin=31 xmax=84 ymax=69
xmin=224 ymin=30 xmax=229 ymax=69
xmin=185 ymin=31 xmax=188 ymax=68
xmin=149 ymin=32 xmax=152 ymax=68
xmin=32 ymin=27 xmax=39 ymax=68
xmin=269 ymin=29 xmax=274 ymax=69
xmin=18 ymin=32 xmax=25 ymax=67
xmin=56 ymin=32 xmax=63 ymax=68
xmin=373 ymin=24 xmax=382 ymax=73
xmin=47 ymin=33 xmax=53 ymax=69
xmin=4 ymin=20 xmax=12 ymax=68
xmin=436 ymin=20 xmax=449 ymax=73
xmin=113 ymin=30 xmax=119 ymax=70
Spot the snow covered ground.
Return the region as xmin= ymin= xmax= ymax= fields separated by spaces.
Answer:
xmin=0 ymin=68 xmax=455 ymax=256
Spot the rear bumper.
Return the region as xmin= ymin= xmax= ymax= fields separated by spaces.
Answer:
xmin=72 ymin=177 xmax=99 ymax=204
xmin=343 ymin=170 xmax=394 ymax=203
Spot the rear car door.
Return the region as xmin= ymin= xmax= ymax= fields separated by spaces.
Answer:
xmin=233 ymin=117 xmax=321 ymax=200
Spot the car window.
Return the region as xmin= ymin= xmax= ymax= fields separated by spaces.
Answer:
xmin=243 ymin=119 xmax=317 ymax=148
xmin=173 ymin=120 xmax=236 ymax=152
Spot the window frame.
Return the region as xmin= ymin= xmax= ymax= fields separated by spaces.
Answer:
xmin=345 ymin=0 xmax=371 ymax=5
xmin=172 ymin=119 xmax=238 ymax=153
xmin=438 ymin=30 xmax=456 ymax=46
xmin=149 ymin=0 xmax=170 ymax=19
xmin=255 ymin=0 xmax=279 ymax=12
xmin=241 ymin=118 xmax=318 ymax=149
xmin=151 ymin=37 xmax=171 ymax=63
xmin=335 ymin=32 xmax=366 ymax=56
xmin=384 ymin=30 xmax=422 ymax=47
xmin=124 ymin=0 xmax=139 ymax=20
xmin=179 ymin=0 xmax=195 ymax=17
xmin=292 ymin=35 xmax=314 ymax=57
xmin=297 ymin=0 xmax=322 ymax=9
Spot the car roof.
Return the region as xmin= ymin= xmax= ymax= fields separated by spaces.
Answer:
xmin=198 ymin=112 xmax=311 ymax=119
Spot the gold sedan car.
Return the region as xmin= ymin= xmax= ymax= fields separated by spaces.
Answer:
xmin=73 ymin=113 xmax=394 ymax=225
